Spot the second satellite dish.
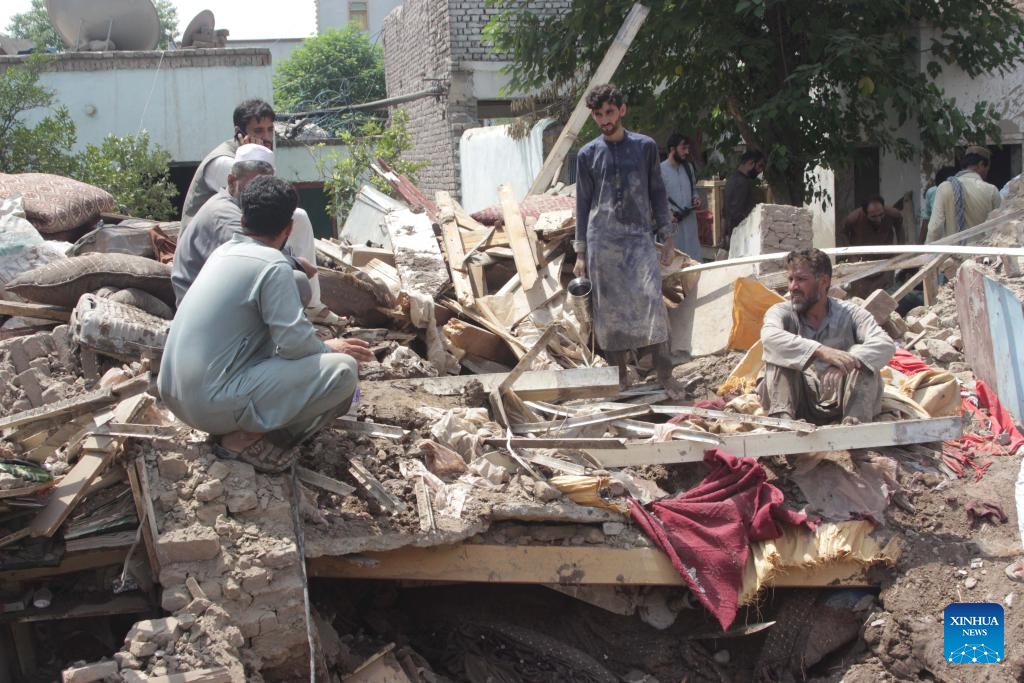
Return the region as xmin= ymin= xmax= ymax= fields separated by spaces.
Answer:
xmin=46 ymin=0 xmax=161 ymax=51
xmin=181 ymin=10 xmax=228 ymax=48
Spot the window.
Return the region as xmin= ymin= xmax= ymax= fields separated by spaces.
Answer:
xmin=349 ymin=1 xmax=369 ymax=31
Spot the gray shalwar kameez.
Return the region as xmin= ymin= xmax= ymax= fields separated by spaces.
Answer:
xmin=758 ymin=298 xmax=895 ymax=424
xmin=575 ymin=130 xmax=673 ymax=352
xmin=158 ymin=234 xmax=357 ymax=448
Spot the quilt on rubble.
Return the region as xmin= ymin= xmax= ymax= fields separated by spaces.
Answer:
xmin=629 ymin=449 xmax=813 ymax=630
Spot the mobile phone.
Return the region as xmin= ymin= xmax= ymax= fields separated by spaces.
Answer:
xmin=234 ymin=127 xmax=243 ymax=141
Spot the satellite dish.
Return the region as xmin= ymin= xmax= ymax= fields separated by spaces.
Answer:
xmin=46 ymin=0 xmax=161 ymax=51
xmin=181 ymin=10 xmax=223 ymax=48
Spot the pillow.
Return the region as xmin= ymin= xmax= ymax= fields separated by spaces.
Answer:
xmin=0 ymin=173 xmax=116 ymax=234
xmin=71 ymin=294 xmax=169 ymax=359
xmin=470 ymin=193 xmax=576 ymax=225
xmin=5 ymin=253 xmax=174 ymax=308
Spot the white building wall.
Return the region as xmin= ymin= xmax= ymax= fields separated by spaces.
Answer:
xmin=2 ymin=49 xmax=273 ymax=164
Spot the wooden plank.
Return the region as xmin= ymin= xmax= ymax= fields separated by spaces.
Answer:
xmin=0 ymin=375 xmax=149 ymax=432
xmin=129 ymin=456 xmax=161 ymax=577
xmin=144 ymin=669 xmax=233 ymax=683
xmin=368 ymin=366 xmax=621 ymax=402
xmin=498 ymin=183 xmax=540 ymax=290
xmin=512 ymin=405 xmax=653 ymax=435
xmin=333 ymin=417 xmax=408 ymax=440
xmin=348 ymin=460 xmax=407 ymax=514
xmin=587 ymin=416 xmax=966 ymax=466
xmin=683 ymin=243 xmax=1024 ymax=275
xmin=436 ymin=191 xmax=475 ymax=307
xmin=296 ymin=466 xmax=356 ymax=497
xmin=482 ymin=437 xmax=627 ymax=449
xmin=308 ymin=544 xmax=873 ymax=588
xmin=0 ymin=548 xmax=130 ymax=581
xmin=383 ymin=208 xmax=451 ymax=298
xmin=891 ymin=254 xmax=947 ymax=303
xmin=528 ymin=3 xmax=651 ymax=194
xmin=0 ymin=300 xmax=71 ymax=322
xmin=0 ymin=593 xmax=150 ymax=625
xmin=28 ymin=452 xmax=112 ymax=537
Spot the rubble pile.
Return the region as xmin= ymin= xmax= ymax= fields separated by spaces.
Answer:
xmin=2 ymin=167 xmax=1024 ymax=682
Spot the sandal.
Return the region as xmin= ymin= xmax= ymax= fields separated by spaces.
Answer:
xmin=212 ymin=438 xmax=297 ymax=474
xmin=308 ymin=307 xmax=345 ymax=327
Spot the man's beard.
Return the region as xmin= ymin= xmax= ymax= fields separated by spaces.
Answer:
xmin=791 ymin=289 xmax=819 ymax=313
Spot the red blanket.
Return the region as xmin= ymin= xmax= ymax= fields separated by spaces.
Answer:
xmin=629 ymin=450 xmax=812 ymax=630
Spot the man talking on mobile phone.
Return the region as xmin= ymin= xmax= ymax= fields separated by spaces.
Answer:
xmin=181 ymin=99 xmax=275 ymax=230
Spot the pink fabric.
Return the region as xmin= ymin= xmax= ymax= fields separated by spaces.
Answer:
xmin=888 ymin=348 xmax=930 ymax=376
xmin=470 ymin=194 xmax=576 ymax=225
xmin=889 ymin=350 xmax=1024 ymax=478
xmin=629 ymin=449 xmax=813 ymax=630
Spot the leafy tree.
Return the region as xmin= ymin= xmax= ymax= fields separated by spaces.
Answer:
xmin=273 ymin=26 xmax=385 ymax=131
xmin=0 ymin=57 xmax=77 ymax=175
xmin=75 ymin=132 xmax=178 ymax=220
xmin=6 ymin=0 xmax=179 ymax=51
xmin=318 ymin=108 xmax=426 ymax=223
xmin=485 ymin=0 xmax=1024 ymax=204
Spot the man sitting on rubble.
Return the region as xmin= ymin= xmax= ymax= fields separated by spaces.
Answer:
xmin=759 ymin=248 xmax=895 ymax=425
xmin=158 ymin=176 xmax=375 ymax=473
xmin=171 ymin=144 xmax=341 ymax=324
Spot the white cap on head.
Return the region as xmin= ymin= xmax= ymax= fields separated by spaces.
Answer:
xmin=234 ymin=143 xmax=275 ymax=169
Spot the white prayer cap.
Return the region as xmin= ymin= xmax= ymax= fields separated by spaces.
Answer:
xmin=234 ymin=143 xmax=275 ymax=169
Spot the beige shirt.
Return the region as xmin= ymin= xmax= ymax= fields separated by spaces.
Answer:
xmin=926 ymin=171 xmax=1001 ymax=243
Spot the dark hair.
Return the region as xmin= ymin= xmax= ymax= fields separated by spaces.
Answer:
xmin=935 ymin=165 xmax=956 ymax=185
xmin=961 ymin=153 xmax=988 ymax=169
xmin=740 ymin=150 xmax=765 ymax=164
xmin=861 ymin=195 xmax=886 ymax=211
xmin=233 ymin=99 xmax=276 ymax=131
xmin=240 ymin=176 xmax=297 ymax=237
xmin=585 ymin=84 xmax=625 ymax=110
xmin=666 ymin=132 xmax=691 ymax=151
xmin=785 ymin=248 xmax=832 ymax=279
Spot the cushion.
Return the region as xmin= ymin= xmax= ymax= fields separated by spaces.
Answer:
xmin=5 ymin=253 xmax=174 ymax=308
xmin=470 ymin=193 xmax=576 ymax=225
xmin=0 ymin=173 xmax=116 ymax=234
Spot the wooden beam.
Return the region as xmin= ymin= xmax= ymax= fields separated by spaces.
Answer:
xmin=891 ymin=254 xmax=947 ymax=303
xmin=587 ymin=416 xmax=966 ymax=467
xmin=682 ymin=243 xmax=1024 ymax=275
xmin=0 ymin=300 xmax=71 ymax=322
xmin=482 ymin=437 xmax=627 ymax=449
xmin=297 ymin=466 xmax=356 ymax=497
xmin=0 ymin=375 xmax=149 ymax=432
xmin=307 ymin=544 xmax=875 ymax=588
xmin=498 ymin=183 xmax=540 ymax=290
xmin=436 ymin=191 xmax=475 ymax=307
xmin=383 ymin=208 xmax=450 ymax=298
xmin=0 ymin=548 xmax=130 ymax=581
xmin=528 ymin=3 xmax=651 ymax=194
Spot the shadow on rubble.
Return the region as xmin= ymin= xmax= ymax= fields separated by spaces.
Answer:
xmin=308 ymin=579 xmax=882 ymax=683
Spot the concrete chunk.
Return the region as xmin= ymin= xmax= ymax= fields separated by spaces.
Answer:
xmin=61 ymin=660 xmax=118 ymax=683
xmin=156 ymin=525 xmax=221 ymax=564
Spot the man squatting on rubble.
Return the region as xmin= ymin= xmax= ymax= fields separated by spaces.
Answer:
xmin=758 ymin=248 xmax=896 ymax=425
xmin=158 ymin=176 xmax=375 ymax=472
xmin=573 ymin=84 xmax=683 ymax=397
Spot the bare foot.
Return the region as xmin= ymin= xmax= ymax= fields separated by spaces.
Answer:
xmin=219 ymin=430 xmax=264 ymax=452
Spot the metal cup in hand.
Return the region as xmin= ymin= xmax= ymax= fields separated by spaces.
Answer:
xmin=566 ymin=277 xmax=593 ymax=325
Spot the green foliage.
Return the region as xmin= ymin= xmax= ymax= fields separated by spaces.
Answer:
xmin=318 ymin=109 xmax=426 ymax=223
xmin=0 ymin=57 xmax=77 ymax=175
xmin=75 ymin=132 xmax=178 ymax=220
xmin=273 ymin=26 xmax=385 ymax=131
xmin=485 ymin=0 xmax=1024 ymax=205
xmin=6 ymin=0 xmax=179 ymax=50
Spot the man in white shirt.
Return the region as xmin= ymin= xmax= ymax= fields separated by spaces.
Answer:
xmin=659 ymin=132 xmax=702 ymax=260
xmin=926 ymin=145 xmax=1001 ymax=243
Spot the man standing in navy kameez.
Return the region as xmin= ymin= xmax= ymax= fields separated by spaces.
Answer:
xmin=573 ymin=84 xmax=682 ymax=396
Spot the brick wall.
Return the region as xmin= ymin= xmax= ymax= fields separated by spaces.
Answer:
xmin=383 ymin=0 xmax=569 ymax=197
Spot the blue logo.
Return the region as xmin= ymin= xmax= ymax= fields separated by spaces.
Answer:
xmin=944 ymin=603 xmax=1004 ymax=664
